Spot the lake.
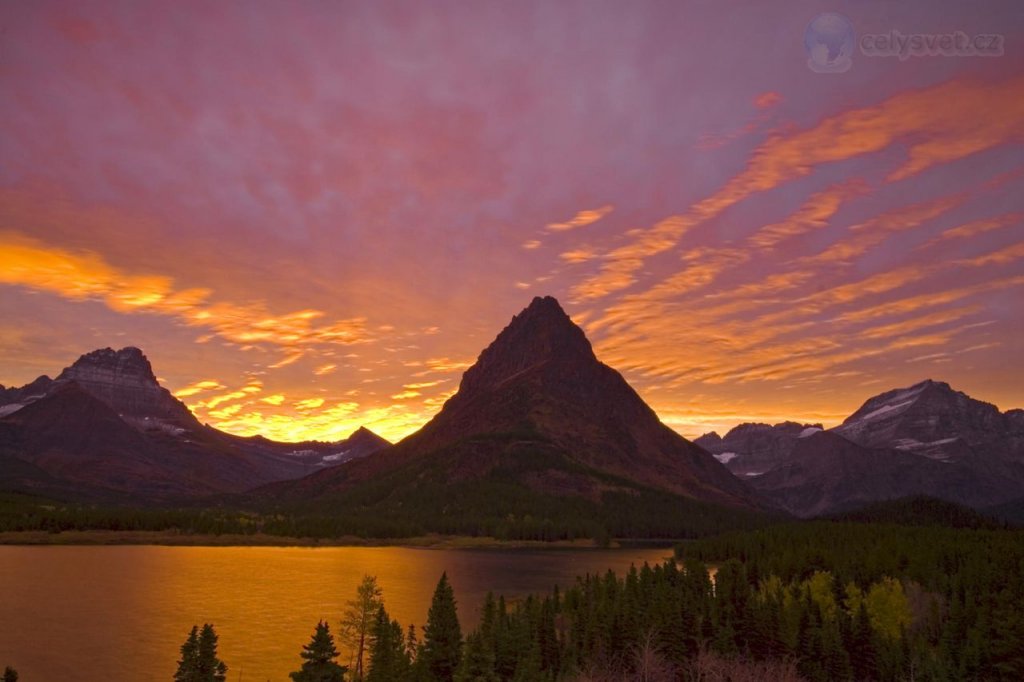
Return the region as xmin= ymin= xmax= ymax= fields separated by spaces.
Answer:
xmin=0 ymin=544 xmax=673 ymax=681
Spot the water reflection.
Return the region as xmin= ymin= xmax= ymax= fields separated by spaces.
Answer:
xmin=0 ymin=545 xmax=671 ymax=681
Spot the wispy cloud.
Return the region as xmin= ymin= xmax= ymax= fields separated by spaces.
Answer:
xmin=547 ymin=205 xmax=613 ymax=232
xmin=0 ymin=232 xmax=371 ymax=361
xmin=572 ymin=76 xmax=1024 ymax=301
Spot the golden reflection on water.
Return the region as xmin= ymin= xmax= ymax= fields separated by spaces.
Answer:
xmin=0 ymin=545 xmax=671 ymax=681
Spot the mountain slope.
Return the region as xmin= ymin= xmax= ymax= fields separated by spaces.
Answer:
xmin=833 ymin=379 xmax=1018 ymax=462
xmin=746 ymin=430 xmax=1021 ymax=517
xmin=702 ymin=379 xmax=1024 ymax=517
xmin=0 ymin=348 xmax=389 ymax=501
xmin=260 ymin=296 xmax=761 ymax=532
xmin=695 ymin=421 xmax=823 ymax=477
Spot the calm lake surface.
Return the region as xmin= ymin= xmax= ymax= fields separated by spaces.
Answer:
xmin=0 ymin=545 xmax=672 ymax=681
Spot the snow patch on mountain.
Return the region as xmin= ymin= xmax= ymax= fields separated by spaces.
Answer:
xmin=0 ymin=403 xmax=25 ymax=417
xmin=858 ymin=399 xmax=916 ymax=422
xmin=714 ymin=452 xmax=738 ymax=464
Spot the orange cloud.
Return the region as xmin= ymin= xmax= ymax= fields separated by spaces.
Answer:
xmin=559 ymin=247 xmax=600 ymax=264
xmin=172 ymin=379 xmax=225 ymax=398
xmin=832 ymin=276 xmax=1024 ymax=325
xmin=797 ymin=193 xmax=964 ymax=266
xmin=747 ymin=180 xmax=870 ymax=250
xmin=547 ymin=205 xmax=613 ymax=232
xmin=391 ymin=390 xmax=421 ymax=400
xmin=958 ymin=241 xmax=1024 ymax=267
xmin=920 ymin=212 xmax=1022 ymax=248
xmin=0 ymin=232 xmax=371 ymax=361
xmin=754 ymin=91 xmax=782 ymax=109
xmin=572 ymin=76 xmax=1024 ymax=301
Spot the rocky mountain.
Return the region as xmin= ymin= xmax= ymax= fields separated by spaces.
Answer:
xmin=0 ymin=347 xmax=389 ymax=501
xmin=746 ymin=430 xmax=1020 ymax=517
xmin=695 ymin=421 xmax=823 ymax=477
xmin=56 ymin=346 xmax=200 ymax=431
xmin=260 ymin=296 xmax=762 ymax=534
xmin=833 ymin=379 xmax=1019 ymax=462
xmin=706 ymin=379 xmax=1024 ymax=517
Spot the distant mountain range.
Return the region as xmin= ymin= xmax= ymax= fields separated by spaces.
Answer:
xmin=0 ymin=348 xmax=388 ymax=501
xmin=1 ymin=295 xmax=1022 ymax=530
xmin=696 ymin=379 xmax=1024 ymax=517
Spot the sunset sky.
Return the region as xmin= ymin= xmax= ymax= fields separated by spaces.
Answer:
xmin=1 ymin=0 xmax=1022 ymax=443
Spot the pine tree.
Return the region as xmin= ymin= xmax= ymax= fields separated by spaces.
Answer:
xmin=849 ymin=602 xmax=878 ymax=681
xmin=406 ymin=623 xmax=419 ymax=662
xmin=2 ymin=667 xmax=17 ymax=682
xmin=418 ymin=572 xmax=463 ymax=681
xmin=174 ymin=624 xmax=227 ymax=682
xmin=197 ymin=624 xmax=228 ymax=682
xmin=340 ymin=575 xmax=384 ymax=681
xmin=174 ymin=626 xmax=200 ymax=682
xmin=290 ymin=621 xmax=347 ymax=682
xmin=455 ymin=631 xmax=498 ymax=682
xmin=367 ymin=606 xmax=410 ymax=682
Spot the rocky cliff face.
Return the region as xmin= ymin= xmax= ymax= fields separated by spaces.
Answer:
xmin=833 ymin=379 xmax=1011 ymax=461
xmin=697 ymin=421 xmax=823 ymax=477
xmin=0 ymin=347 xmax=389 ymax=501
xmin=747 ymin=430 xmax=1021 ymax=517
xmin=707 ymin=379 xmax=1024 ymax=516
xmin=55 ymin=347 xmax=199 ymax=430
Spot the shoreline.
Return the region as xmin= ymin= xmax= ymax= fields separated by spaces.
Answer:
xmin=0 ymin=530 xmax=677 ymax=549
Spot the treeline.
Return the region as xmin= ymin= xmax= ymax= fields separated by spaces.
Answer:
xmin=0 ymin=488 xmax=768 ymax=541
xmin=0 ymin=494 xmax=264 ymax=536
xmin=170 ymin=523 xmax=1024 ymax=681
xmin=824 ymin=496 xmax=1009 ymax=529
xmin=681 ymin=522 xmax=1024 ymax=680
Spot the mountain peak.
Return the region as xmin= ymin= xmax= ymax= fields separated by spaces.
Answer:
xmin=54 ymin=346 xmax=196 ymax=426
xmin=61 ymin=347 xmax=158 ymax=385
xmin=835 ymin=378 xmax=1008 ymax=457
xmin=455 ymin=296 xmax=595 ymax=398
xmin=291 ymin=294 xmax=759 ymax=508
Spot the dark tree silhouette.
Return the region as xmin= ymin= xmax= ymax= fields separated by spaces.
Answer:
xmin=290 ymin=620 xmax=347 ymax=682
xmin=2 ymin=666 xmax=18 ymax=682
xmin=174 ymin=624 xmax=227 ymax=682
xmin=417 ymin=572 xmax=463 ymax=681
xmin=366 ymin=605 xmax=411 ymax=682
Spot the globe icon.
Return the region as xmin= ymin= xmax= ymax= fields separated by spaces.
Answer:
xmin=804 ymin=13 xmax=855 ymax=73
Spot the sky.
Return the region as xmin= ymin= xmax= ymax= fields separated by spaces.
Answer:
xmin=1 ymin=0 xmax=1023 ymax=443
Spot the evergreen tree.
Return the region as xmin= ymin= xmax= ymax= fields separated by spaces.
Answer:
xmin=418 ymin=572 xmax=463 ymax=681
xmin=290 ymin=621 xmax=347 ymax=682
xmin=2 ymin=667 xmax=17 ymax=682
xmin=174 ymin=624 xmax=227 ymax=682
xmin=455 ymin=631 xmax=498 ymax=682
xmin=367 ymin=606 xmax=410 ymax=682
xmin=848 ymin=603 xmax=878 ymax=681
xmin=405 ymin=624 xmax=419 ymax=662
xmin=340 ymin=575 xmax=384 ymax=680
xmin=197 ymin=624 xmax=228 ymax=682
xmin=174 ymin=626 xmax=200 ymax=681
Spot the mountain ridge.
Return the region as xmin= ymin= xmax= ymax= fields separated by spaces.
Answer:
xmin=0 ymin=347 xmax=390 ymax=501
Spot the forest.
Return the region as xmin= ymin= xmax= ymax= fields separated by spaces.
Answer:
xmin=0 ymin=488 xmax=770 ymax=542
xmin=163 ymin=515 xmax=1024 ymax=682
